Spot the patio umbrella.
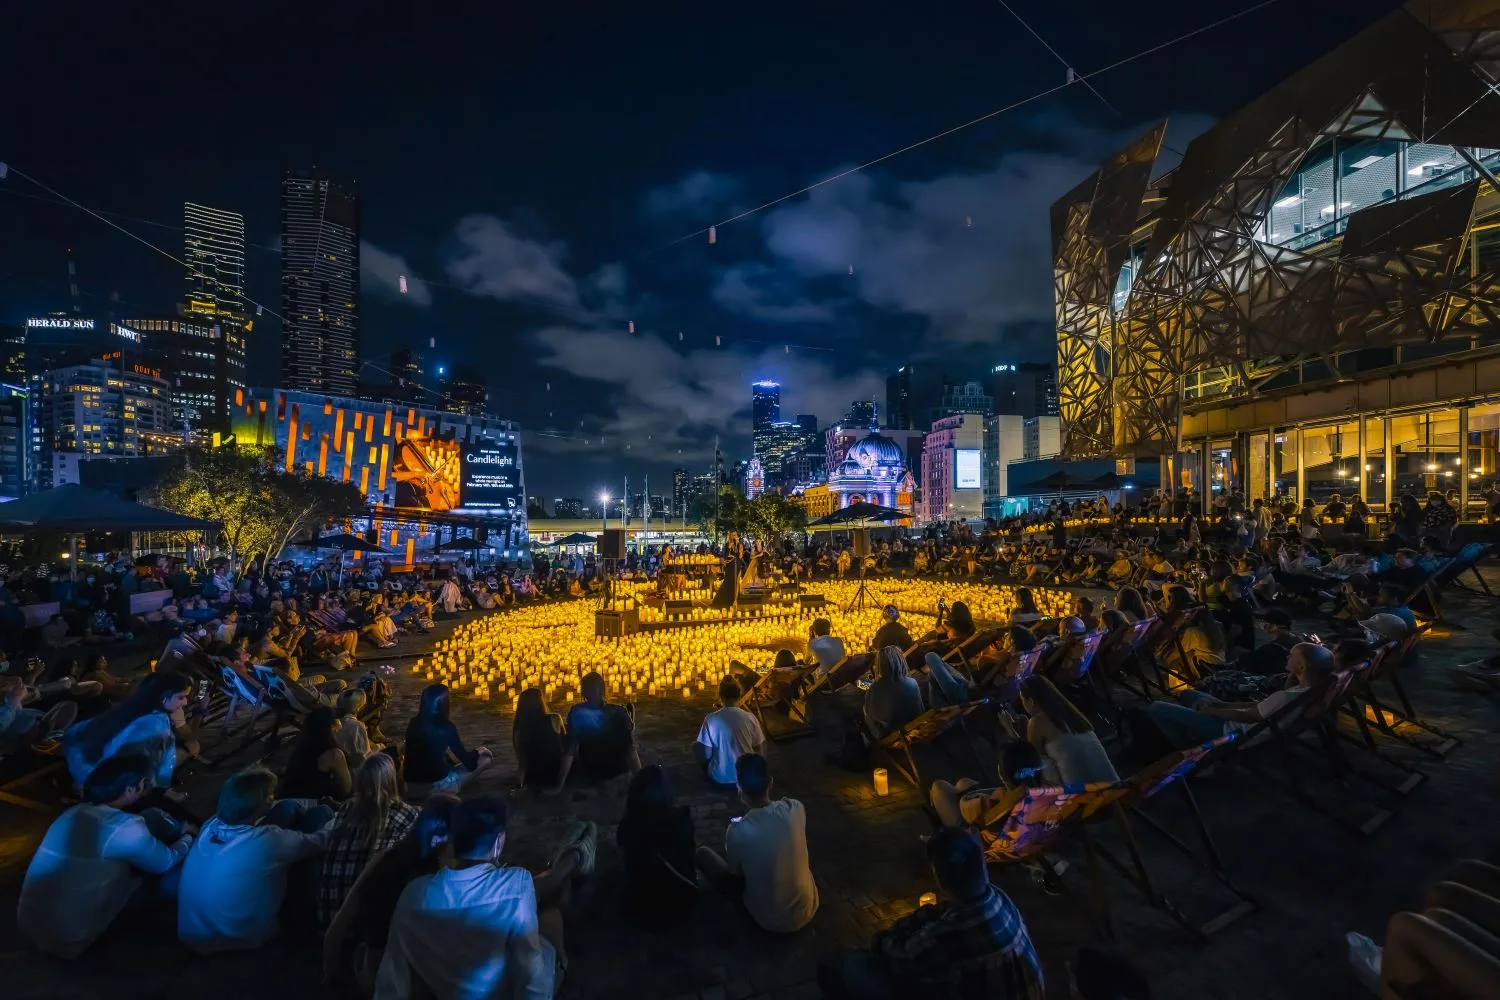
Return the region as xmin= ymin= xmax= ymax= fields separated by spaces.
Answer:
xmin=553 ymin=531 xmax=598 ymax=547
xmin=0 ymin=484 xmax=220 ymax=531
xmin=437 ymin=537 xmax=485 ymax=551
xmin=808 ymin=501 xmax=909 ymax=529
xmin=314 ymin=533 xmax=388 ymax=553
xmin=313 ymin=533 xmax=389 ymax=585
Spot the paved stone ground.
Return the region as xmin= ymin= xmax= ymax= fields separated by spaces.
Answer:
xmin=2 ymin=577 xmax=1499 ymax=1000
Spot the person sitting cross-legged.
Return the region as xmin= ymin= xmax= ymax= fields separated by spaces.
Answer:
xmin=695 ymin=676 xmax=765 ymax=787
xmin=177 ymin=766 xmax=334 ymax=954
xmin=552 ymin=671 xmax=640 ymax=790
xmin=818 ymin=826 xmax=1044 ymax=1000
xmin=403 ymin=683 xmax=493 ymax=801
xmin=695 ymin=752 xmax=819 ymax=933
xmin=18 ymin=753 xmax=196 ymax=958
xmin=616 ymin=765 xmax=698 ymax=928
xmin=375 ymin=795 xmax=592 ymax=1000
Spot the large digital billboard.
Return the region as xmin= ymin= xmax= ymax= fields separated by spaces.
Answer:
xmin=460 ymin=437 xmax=521 ymax=510
xmin=954 ymin=449 xmax=981 ymax=490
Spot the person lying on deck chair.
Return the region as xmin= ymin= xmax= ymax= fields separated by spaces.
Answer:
xmin=1133 ymin=642 xmax=1335 ymax=753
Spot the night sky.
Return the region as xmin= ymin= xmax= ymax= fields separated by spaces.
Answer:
xmin=2 ymin=0 xmax=1401 ymax=502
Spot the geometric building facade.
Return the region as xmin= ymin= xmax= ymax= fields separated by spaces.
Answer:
xmin=1056 ymin=0 xmax=1500 ymax=511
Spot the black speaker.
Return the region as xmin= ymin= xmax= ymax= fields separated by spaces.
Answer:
xmin=852 ymin=528 xmax=871 ymax=558
xmin=598 ymin=529 xmax=626 ymax=560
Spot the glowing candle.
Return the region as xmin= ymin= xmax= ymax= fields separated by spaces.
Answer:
xmin=873 ymin=768 xmax=890 ymax=796
xmin=919 ymin=892 xmax=937 ymax=907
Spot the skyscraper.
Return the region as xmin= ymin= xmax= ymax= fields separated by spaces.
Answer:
xmin=184 ymin=203 xmax=246 ymax=317
xmin=440 ymin=363 xmax=488 ymax=417
xmin=281 ymin=170 xmax=360 ymax=396
xmin=672 ymin=467 xmax=688 ymax=518
xmin=990 ymin=362 xmax=1061 ymax=418
xmin=751 ymin=381 xmax=780 ymax=430
xmin=845 ymin=400 xmax=878 ymax=428
xmin=751 ymin=380 xmax=781 ymax=461
xmin=886 ymin=365 xmax=946 ymax=431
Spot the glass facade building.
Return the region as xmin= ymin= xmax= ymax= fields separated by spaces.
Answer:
xmin=1055 ymin=0 xmax=1500 ymax=517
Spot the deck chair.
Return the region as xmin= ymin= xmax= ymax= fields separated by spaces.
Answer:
xmin=1225 ymin=676 xmax=1395 ymax=837
xmin=1348 ymin=626 xmax=1460 ymax=757
xmin=1448 ymin=542 xmax=1498 ymax=598
xmin=1325 ymin=649 xmax=1428 ymax=797
xmin=1092 ymin=735 xmax=1257 ymax=939
xmin=945 ymin=627 xmax=1008 ymax=677
xmin=198 ymin=663 xmax=276 ymax=767
xmin=1404 ymin=543 xmax=1491 ymax=627
xmin=978 ymin=645 xmax=1046 ymax=703
xmin=978 ymin=782 xmax=1130 ymax=939
xmin=875 ymin=698 xmax=992 ymax=789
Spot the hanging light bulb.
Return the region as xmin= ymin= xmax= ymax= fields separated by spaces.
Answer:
xmin=255 ymin=303 xmax=263 ymax=316
xmin=848 ymin=264 xmax=855 ymax=276
xmin=966 ymin=215 xmax=973 ymax=228
xmin=399 ymin=276 xmax=409 ymax=294
xmin=708 ymin=225 xmax=717 ymax=245
xmin=715 ymin=336 xmax=721 ymax=346
xmin=785 ymin=344 xmax=790 ymax=354
xmin=628 ymin=320 xmax=636 ymax=334
xmin=678 ymin=331 xmax=683 ymax=341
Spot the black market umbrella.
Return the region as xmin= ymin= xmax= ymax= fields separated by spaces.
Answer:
xmin=1011 ymin=469 xmax=1104 ymax=495
xmin=808 ymin=501 xmax=910 ymax=529
xmin=437 ymin=537 xmax=485 ymax=551
xmin=0 ymin=484 xmax=220 ymax=532
xmin=314 ymin=533 xmax=390 ymax=553
xmin=553 ymin=532 xmax=599 ymax=546
xmin=1090 ymin=472 xmax=1122 ymax=489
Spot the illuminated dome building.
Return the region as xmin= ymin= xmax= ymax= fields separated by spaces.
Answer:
xmin=827 ymin=432 xmax=913 ymax=510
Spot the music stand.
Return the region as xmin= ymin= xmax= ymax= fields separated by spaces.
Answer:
xmin=845 ymin=530 xmax=878 ymax=612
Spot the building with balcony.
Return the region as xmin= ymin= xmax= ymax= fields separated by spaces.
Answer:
xmin=1055 ymin=0 xmax=1500 ymax=515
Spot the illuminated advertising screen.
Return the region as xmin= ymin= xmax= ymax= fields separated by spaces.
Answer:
xmin=954 ymin=449 xmax=981 ymax=490
xmin=460 ymin=438 xmax=521 ymax=510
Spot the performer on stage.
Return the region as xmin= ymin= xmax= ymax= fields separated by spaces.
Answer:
xmin=710 ymin=532 xmax=747 ymax=609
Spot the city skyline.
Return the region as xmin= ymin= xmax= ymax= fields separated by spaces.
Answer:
xmin=0 ymin=2 xmax=1404 ymax=496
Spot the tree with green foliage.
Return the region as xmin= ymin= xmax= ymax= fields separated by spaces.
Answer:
xmin=744 ymin=491 xmax=807 ymax=542
xmin=145 ymin=447 xmax=366 ymax=571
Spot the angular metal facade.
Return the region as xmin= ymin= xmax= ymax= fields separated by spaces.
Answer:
xmin=1056 ymin=0 xmax=1500 ymax=459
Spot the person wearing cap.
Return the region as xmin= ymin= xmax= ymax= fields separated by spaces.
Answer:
xmin=870 ymin=605 xmax=912 ymax=655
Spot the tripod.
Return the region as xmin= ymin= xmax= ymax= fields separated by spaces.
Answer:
xmin=844 ymin=556 xmax=880 ymax=612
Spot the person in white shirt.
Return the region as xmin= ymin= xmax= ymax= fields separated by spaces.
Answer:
xmin=334 ymin=688 xmax=375 ymax=766
xmin=19 ymin=753 xmax=195 ymax=958
xmin=695 ymin=753 xmax=819 ymax=933
xmin=376 ymin=795 xmax=594 ymax=1000
xmin=806 ymin=618 xmax=846 ymax=674
xmin=177 ymin=766 xmax=333 ymax=953
xmin=695 ymin=676 xmax=765 ymax=787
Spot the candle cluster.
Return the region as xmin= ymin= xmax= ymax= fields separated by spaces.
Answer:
xmin=413 ymin=579 xmax=1079 ymax=710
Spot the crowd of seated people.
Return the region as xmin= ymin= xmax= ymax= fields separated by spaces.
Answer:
xmin=16 ymin=480 xmax=1495 ymax=999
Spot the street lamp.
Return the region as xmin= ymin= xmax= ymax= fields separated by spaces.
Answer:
xmin=599 ymin=493 xmax=610 ymax=533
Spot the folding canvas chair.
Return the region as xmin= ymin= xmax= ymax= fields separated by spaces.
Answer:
xmin=875 ymin=698 xmax=992 ymax=789
xmin=979 ymin=645 xmax=1046 ymax=704
xmin=1447 ymin=542 xmax=1497 ymax=598
xmin=945 ymin=627 xmax=1008 ymax=677
xmin=1404 ymin=543 xmax=1491 ymax=627
xmin=978 ymin=782 xmax=1129 ymax=939
xmin=1324 ymin=649 xmax=1428 ymax=797
xmin=1348 ymin=627 xmax=1460 ymax=757
xmin=1093 ymin=616 xmax=1158 ymax=699
xmin=1225 ymin=676 xmax=1396 ymax=837
xmin=1094 ymin=735 xmax=1258 ymax=938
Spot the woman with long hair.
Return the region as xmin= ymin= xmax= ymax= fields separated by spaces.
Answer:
xmin=511 ymin=687 xmax=565 ymax=791
xmin=317 ymin=753 xmax=418 ymax=926
xmin=403 ymin=683 xmax=491 ymax=800
xmin=280 ymin=706 xmax=353 ymax=801
xmin=1010 ymin=588 xmax=1041 ymax=625
xmin=321 ymin=792 xmax=459 ymax=991
xmin=865 ymin=645 xmax=925 ymax=740
xmin=1019 ymin=675 xmax=1118 ymax=786
xmin=1115 ymin=586 xmax=1150 ymax=623
xmin=616 ymin=764 xmax=697 ymax=927
xmin=64 ymin=670 xmax=193 ymax=791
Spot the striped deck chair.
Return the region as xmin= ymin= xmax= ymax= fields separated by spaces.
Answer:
xmin=982 ymin=645 xmax=1046 ymax=705
xmin=1402 ymin=542 xmax=1490 ymax=626
xmin=978 ymin=782 xmax=1129 ymax=939
xmin=1094 ymin=735 xmax=1257 ymax=938
xmin=876 ymin=698 xmax=992 ymax=789
xmin=945 ymin=627 xmax=1008 ymax=680
xmin=1321 ymin=650 xmax=1427 ymax=798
